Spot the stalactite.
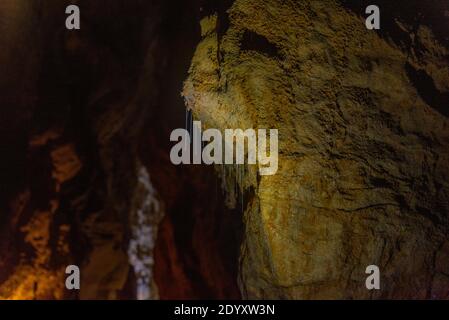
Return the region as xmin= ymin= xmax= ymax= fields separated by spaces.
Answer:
xmin=221 ymin=163 xmax=225 ymax=194
xmin=240 ymin=164 xmax=244 ymax=214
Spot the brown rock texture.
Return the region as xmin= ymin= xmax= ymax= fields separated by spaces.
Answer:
xmin=1 ymin=0 xmax=449 ymax=300
xmin=183 ymin=0 xmax=449 ymax=299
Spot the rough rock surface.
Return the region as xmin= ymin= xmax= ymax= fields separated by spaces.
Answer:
xmin=183 ymin=0 xmax=449 ymax=299
xmin=2 ymin=0 xmax=449 ymax=300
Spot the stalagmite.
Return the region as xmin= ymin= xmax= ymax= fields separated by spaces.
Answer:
xmin=128 ymin=164 xmax=165 ymax=300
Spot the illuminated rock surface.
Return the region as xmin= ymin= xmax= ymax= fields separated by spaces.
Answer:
xmin=183 ymin=0 xmax=449 ymax=299
xmin=1 ymin=0 xmax=448 ymax=300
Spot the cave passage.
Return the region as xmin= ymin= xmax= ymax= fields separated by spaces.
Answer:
xmin=0 ymin=0 xmax=243 ymax=300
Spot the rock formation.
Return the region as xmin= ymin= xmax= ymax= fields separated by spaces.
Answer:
xmin=1 ymin=0 xmax=448 ymax=300
xmin=183 ymin=0 xmax=449 ymax=299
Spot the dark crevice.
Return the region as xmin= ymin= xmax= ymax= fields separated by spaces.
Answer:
xmin=240 ymin=30 xmax=281 ymax=59
xmin=405 ymin=62 xmax=449 ymax=118
xmin=341 ymin=0 xmax=449 ymax=49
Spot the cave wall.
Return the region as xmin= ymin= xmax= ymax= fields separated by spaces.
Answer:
xmin=183 ymin=0 xmax=449 ymax=299
xmin=1 ymin=0 xmax=449 ymax=300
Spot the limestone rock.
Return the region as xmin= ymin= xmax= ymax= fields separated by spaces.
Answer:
xmin=183 ymin=0 xmax=449 ymax=299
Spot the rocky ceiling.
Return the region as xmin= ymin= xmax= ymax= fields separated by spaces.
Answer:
xmin=0 ymin=0 xmax=448 ymax=300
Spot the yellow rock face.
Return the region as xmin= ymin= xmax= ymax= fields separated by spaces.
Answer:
xmin=183 ymin=0 xmax=449 ymax=298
